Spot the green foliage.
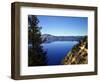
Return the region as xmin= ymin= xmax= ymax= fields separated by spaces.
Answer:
xmin=28 ymin=15 xmax=47 ymax=66
xmin=72 ymin=36 xmax=88 ymax=53
xmin=72 ymin=43 xmax=80 ymax=53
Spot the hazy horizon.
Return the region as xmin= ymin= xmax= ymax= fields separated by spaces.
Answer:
xmin=42 ymin=33 xmax=87 ymax=36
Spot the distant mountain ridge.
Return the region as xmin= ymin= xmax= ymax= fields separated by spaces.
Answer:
xmin=42 ymin=34 xmax=84 ymax=43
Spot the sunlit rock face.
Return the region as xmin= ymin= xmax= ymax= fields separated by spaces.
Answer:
xmin=61 ymin=36 xmax=88 ymax=65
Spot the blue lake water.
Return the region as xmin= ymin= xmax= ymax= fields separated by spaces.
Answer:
xmin=42 ymin=41 xmax=78 ymax=65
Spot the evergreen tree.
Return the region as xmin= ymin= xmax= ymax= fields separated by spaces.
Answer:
xmin=28 ymin=15 xmax=47 ymax=66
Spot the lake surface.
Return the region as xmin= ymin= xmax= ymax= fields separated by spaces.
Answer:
xmin=42 ymin=41 xmax=78 ymax=65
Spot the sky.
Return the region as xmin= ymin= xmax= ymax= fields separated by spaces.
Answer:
xmin=37 ymin=15 xmax=88 ymax=36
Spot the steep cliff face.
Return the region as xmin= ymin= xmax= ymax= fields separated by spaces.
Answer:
xmin=62 ymin=36 xmax=88 ymax=65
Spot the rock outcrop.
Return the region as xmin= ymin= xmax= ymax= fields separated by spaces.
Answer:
xmin=62 ymin=36 xmax=88 ymax=64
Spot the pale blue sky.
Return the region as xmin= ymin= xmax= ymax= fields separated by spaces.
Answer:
xmin=37 ymin=15 xmax=88 ymax=36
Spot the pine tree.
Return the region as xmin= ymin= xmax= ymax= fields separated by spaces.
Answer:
xmin=28 ymin=15 xmax=47 ymax=66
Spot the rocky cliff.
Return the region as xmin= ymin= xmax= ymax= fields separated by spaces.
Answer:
xmin=61 ymin=36 xmax=88 ymax=64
